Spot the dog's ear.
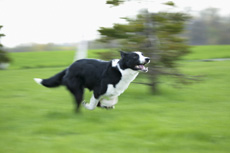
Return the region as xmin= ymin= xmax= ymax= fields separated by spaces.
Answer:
xmin=119 ymin=51 xmax=128 ymax=58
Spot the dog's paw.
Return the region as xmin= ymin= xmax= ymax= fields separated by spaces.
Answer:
xmin=82 ymin=101 xmax=89 ymax=108
xmin=82 ymin=101 xmax=88 ymax=108
xmin=82 ymin=101 xmax=95 ymax=110
xmin=82 ymin=101 xmax=86 ymax=105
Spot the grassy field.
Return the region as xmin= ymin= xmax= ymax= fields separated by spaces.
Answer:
xmin=0 ymin=46 xmax=230 ymax=153
xmin=8 ymin=49 xmax=107 ymax=70
xmin=183 ymin=45 xmax=230 ymax=60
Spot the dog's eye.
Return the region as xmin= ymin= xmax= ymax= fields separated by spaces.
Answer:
xmin=133 ymin=54 xmax=138 ymax=59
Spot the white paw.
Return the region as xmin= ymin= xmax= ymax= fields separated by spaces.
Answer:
xmin=82 ymin=101 xmax=95 ymax=110
xmin=82 ymin=101 xmax=86 ymax=106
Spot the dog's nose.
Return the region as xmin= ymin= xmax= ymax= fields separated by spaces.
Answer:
xmin=145 ymin=58 xmax=150 ymax=63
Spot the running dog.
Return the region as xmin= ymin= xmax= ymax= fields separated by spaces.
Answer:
xmin=34 ymin=51 xmax=150 ymax=112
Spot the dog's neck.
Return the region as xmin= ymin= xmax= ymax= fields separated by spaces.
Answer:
xmin=112 ymin=59 xmax=120 ymax=67
xmin=117 ymin=59 xmax=127 ymax=70
xmin=112 ymin=59 xmax=139 ymax=76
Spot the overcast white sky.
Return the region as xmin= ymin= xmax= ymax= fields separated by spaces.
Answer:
xmin=0 ymin=0 xmax=229 ymax=47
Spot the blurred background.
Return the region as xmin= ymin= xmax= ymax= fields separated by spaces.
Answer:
xmin=0 ymin=0 xmax=230 ymax=153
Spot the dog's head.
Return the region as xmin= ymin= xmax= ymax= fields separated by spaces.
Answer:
xmin=119 ymin=51 xmax=150 ymax=72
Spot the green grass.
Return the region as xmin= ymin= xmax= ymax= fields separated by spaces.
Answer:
xmin=8 ymin=49 xmax=108 ymax=69
xmin=1 ymin=46 xmax=230 ymax=153
xmin=184 ymin=45 xmax=230 ymax=60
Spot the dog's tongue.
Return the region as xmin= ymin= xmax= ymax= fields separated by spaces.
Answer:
xmin=135 ymin=65 xmax=148 ymax=72
xmin=139 ymin=65 xmax=148 ymax=72
xmin=139 ymin=65 xmax=145 ymax=70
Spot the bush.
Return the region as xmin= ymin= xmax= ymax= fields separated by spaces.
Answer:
xmin=0 ymin=25 xmax=11 ymax=69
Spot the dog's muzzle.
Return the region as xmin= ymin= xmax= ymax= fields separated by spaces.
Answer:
xmin=135 ymin=57 xmax=150 ymax=72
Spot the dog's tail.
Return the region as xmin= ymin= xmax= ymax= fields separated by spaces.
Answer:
xmin=34 ymin=69 xmax=67 ymax=88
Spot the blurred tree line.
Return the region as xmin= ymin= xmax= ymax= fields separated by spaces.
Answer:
xmin=187 ymin=8 xmax=230 ymax=45
xmin=106 ymin=0 xmax=230 ymax=45
xmin=6 ymin=41 xmax=117 ymax=52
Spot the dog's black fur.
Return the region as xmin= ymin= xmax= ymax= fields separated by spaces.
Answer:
xmin=34 ymin=51 xmax=150 ymax=112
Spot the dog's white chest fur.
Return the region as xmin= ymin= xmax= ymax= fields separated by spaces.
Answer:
xmin=105 ymin=68 xmax=138 ymax=97
xmin=100 ymin=60 xmax=139 ymax=107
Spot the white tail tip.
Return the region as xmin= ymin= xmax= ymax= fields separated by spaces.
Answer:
xmin=34 ymin=78 xmax=42 ymax=85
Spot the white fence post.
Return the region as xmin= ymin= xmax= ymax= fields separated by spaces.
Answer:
xmin=74 ymin=38 xmax=88 ymax=61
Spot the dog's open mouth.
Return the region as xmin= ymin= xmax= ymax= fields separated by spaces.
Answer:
xmin=135 ymin=64 xmax=148 ymax=72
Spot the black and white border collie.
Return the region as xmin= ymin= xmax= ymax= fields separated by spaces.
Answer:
xmin=34 ymin=51 xmax=150 ymax=112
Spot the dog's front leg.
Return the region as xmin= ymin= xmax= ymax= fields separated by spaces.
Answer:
xmin=83 ymin=95 xmax=99 ymax=110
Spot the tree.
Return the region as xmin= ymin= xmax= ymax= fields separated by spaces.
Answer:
xmin=98 ymin=7 xmax=192 ymax=93
xmin=0 ymin=25 xmax=11 ymax=66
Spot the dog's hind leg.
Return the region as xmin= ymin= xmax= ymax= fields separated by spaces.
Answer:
xmin=66 ymin=82 xmax=84 ymax=113
xmin=74 ymin=88 xmax=84 ymax=112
